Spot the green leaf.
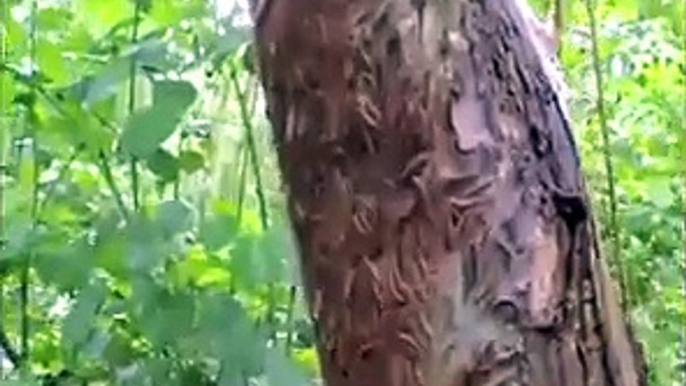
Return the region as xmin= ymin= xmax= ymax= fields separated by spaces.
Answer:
xmin=37 ymin=40 xmax=70 ymax=85
xmin=71 ymin=59 xmax=132 ymax=106
xmin=82 ymin=330 xmax=112 ymax=360
xmin=35 ymin=241 xmax=93 ymax=292
xmin=170 ymin=246 xmax=230 ymax=288
xmin=93 ymin=219 xmax=128 ymax=279
xmin=126 ymin=215 xmax=164 ymax=271
xmin=199 ymin=202 xmax=239 ymax=251
xmin=147 ymin=148 xmax=179 ymax=182
xmin=75 ymin=0 xmax=134 ymax=34
xmin=645 ymin=177 xmax=674 ymax=208
xmin=179 ymin=150 xmax=205 ymax=173
xmin=62 ymin=279 xmax=107 ymax=348
xmin=148 ymin=0 xmax=207 ymax=27
xmin=195 ymin=294 xmax=264 ymax=372
xmin=139 ymin=290 xmax=195 ymax=348
xmin=120 ymin=80 xmax=197 ymax=158
xmin=155 ymin=199 xmax=194 ymax=237
xmin=104 ymin=330 xmax=137 ymax=367
xmin=265 ymin=348 xmax=310 ymax=386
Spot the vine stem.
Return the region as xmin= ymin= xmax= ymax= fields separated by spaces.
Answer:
xmin=0 ymin=0 xmax=12 ymax=372
xmin=583 ymin=0 xmax=628 ymax=312
xmin=128 ymin=0 xmax=142 ymax=212
xmin=229 ymin=68 xmax=269 ymax=230
xmin=15 ymin=0 xmax=40 ymax=367
xmin=229 ymin=66 xmax=287 ymax=345
xmin=98 ymin=151 xmax=130 ymax=222
xmin=680 ymin=3 xmax=686 ymax=381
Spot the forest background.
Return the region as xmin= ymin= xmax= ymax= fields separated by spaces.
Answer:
xmin=0 ymin=0 xmax=683 ymax=385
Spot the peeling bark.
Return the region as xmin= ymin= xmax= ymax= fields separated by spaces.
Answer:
xmin=251 ymin=0 xmax=647 ymax=385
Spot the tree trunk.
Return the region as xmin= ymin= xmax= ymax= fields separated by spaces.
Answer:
xmin=251 ymin=0 xmax=647 ymax=385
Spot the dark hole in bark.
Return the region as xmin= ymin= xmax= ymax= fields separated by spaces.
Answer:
xmin=493 ymin=299 xmax=519 ymax=324
xmin=502 ymin=248 xmax=512 ymax=271
xmin=451 ymin=209 xmax=461 ymax=226
xmin=304 ymin=73 xmax=321 ymax=91
xmin=370 ymin=246 xmax=383 ymax=260
xmin=347 ymin=76 xmax=356 ymax=90
xmin=387 ymin=35 xmax=401 ymax=58
xmin=360 ymin=346 xmax=374 ymax=361
xmin=463 ymin=246 xmax=478 ymax=295
xmin=552 ymin=193 xmax=587 ymax=229
xmin=372 ymin=11 xmax=389 ymax=32
xmin=492 ymin=58 xmax=504 ymax=79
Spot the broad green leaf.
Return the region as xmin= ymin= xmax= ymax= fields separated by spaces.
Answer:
xmin=45 ymin=100 xmax=114 ymax=154
xmin=82 ymin=330 xmax=111 ymax=360
xmin=179 ymin=149 xmax=205 ymax=173
xmin=75 ymin=0 xmax=134 ymax=34
xmin=126 ymin=217 xmax=165 ymax=272
xmin=168 ymin=245 xmax=230 ymax=288
xmin=35 ymin=241 xmax=93 ymax=292
xmin=68 ymin=59 xmax=133 ymax=107
xmin=140 ymin=290 xmax=195 ymax=348
xmin=37 ymin=40 xmax=70 ymax=85
xmin=5 ymin=18 xmax=27 ymax=56
xmin=292 ymin=347 xmax=321 ymax=376
xmin=35 ymin=7 xmax=72 ymax=31
xmin=62 ymin=279 xmax=107 ymax=348
xmin=149 ymin=0 xmax=207 ymax=27
xmin=2 ymin=216 xmax=33 ymax=264
xmin=94 ymin=227 xmax=128 ymax=279
xmin=104 ymin=330 xmax=137 ymax=367
xmin=120 ymin=80 xmax=197 ymax=158
xmin=155 ymin=199 xmax=194 ymax=237
xmin=199 ymin=201 xmax=240 ymax=251
xmin=265 ymin=348 xmax=309 ymax=386
xmin=645 ymin=177 xmax=674 ymax=208
xmin=146 ymin=148 xmax=179 ymax=182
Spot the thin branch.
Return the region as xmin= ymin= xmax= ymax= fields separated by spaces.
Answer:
xmin=128 ymin=0 xmax=142 ymax=212
xmin=0 ymin=327 xmax=20 ymax=368
xmin=284 ymin=285 xmax=297 ymax=356
xmin=98 ymin=150 xmax=131 ymax=222
xmin=0 ymin=0 xmax=9 ymax=375
xmin=19 ymin=0 xmax=40 ymax=365
xmin=229 ymin=68 xmax=269 ymax=230
xmin=583 ymin=0 xmax=628 ymax=310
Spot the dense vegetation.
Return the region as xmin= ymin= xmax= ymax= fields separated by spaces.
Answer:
xmin=0 ymin=0 xmax=683 ymax=385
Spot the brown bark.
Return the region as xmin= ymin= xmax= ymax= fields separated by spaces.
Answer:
xmin=251 ymin=0 xmax=647 ymax=385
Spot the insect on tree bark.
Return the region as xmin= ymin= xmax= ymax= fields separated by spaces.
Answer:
xmin=250 ymin=0 xmax=647 ymax=385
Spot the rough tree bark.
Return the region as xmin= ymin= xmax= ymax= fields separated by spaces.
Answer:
xmin=251 ymin=0 xmax=647 ymax=385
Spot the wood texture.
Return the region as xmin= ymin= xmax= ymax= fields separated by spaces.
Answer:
xmin=251 ymin=0 xmax=647 ymax=385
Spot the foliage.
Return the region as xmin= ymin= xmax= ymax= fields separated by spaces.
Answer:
xmin=0 ymin=0 xmax=683 ymax=385
xmin=1 ymin=0 xmax=316 ymax=385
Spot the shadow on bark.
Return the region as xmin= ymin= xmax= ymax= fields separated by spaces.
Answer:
xmin=251 ymin=0 xmax=647 ymax=385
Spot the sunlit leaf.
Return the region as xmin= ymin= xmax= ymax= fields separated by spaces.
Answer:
xmin=179 ymin=149 xmax=206 ymax=173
